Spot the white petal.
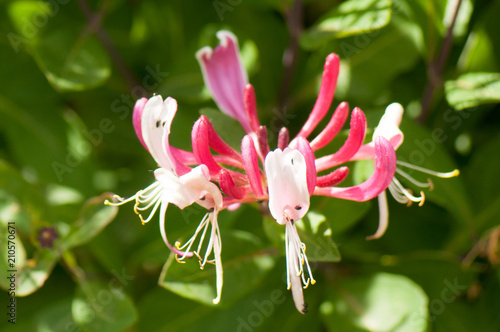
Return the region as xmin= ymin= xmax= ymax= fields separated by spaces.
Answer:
xmin=265 ymin=148 xmax=310 ymax=225
xmin=154 ymin=166 xmax=222 ymax=210
xmin=373 ymin=102 xmax=404 ymax=150
xmin=141 ymin=96 xmax=177 ymax=171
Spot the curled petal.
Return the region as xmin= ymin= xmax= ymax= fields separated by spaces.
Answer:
xmin=241 ymin=135 xmax=264 ymax=199
xmin=244 ymin=84 xmax=261 ymax=133
xmin=310 ymin=102 xmax=349 ymax=151
xmin=133 ymin=97 xmax=148 ymax=151
xmin=366 ymin=190 xmax=389 ymax=240
xmin=141 ymin=96 xmax=178 ymax=172
xmin=196 ymin=31 xmax=251 ymax=132
xmin=192 ymin=118 xmax=222 ymax=175
xmin=296 ymin=138 xmax=317 ymax=195
xmin=155 ymin=165 xmax=223 ymax=209
xmin=219 ymin=169 xmax=249 ymax=199
xmin=265 ymin=148 xmax=310 ymax=225
xmin=297 ymin=54 xmax=340 ymax=139
xmin=313 ymin=137 xmax=396 ymax=201
xmin=315 ymin=107 xmax=367 ymax=172
xmin=201 ymin=116 xmax=243 ymax=163
xmin=373 ymin=102 xmax=404 ymax=150
xmin=316 ymin=166 xmax=349 ymax=187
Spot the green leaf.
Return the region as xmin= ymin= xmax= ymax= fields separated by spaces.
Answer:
xmin=35 ymin=298 xmax=79 ymax=332
xmin=300 ymin=0 xmax=392 ymax=50
xmin=16 ymin=249 xmax=59 ymax=296
xmin=72 ymin=280 xmax=138 ymax=332
xmin=264 ymin=211 xmax=341 ymax=262
xmin=8 ymin=0 xmax=111 ymax=91
xmin=315 ymin=196 xmax=372 ymax=234
xmin=159 ymin=230 xmax=275 ymax=306
xmin=62 ymin=193 xmax=118 ymax=250
xmin=445 ymin=72 xmax=500 ymax=110
xmin=320 ymin=272 xmax=429 ymax=332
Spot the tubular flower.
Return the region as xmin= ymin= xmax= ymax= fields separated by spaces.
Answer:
xmin=105 ymin=95 xmax=224 ymax=304
xmin=192 ymin=31 xmax=397 ymax=312
xmin=350 ymin=103 xmax=460 ymax=239
xmin=111 ymin=30 xmax=455 ymax=313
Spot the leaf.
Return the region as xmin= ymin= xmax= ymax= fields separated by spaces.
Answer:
xmin=35 ymin=298 xmax=79 ymax=332
xmin=61 ymin=193 xmax=118 ymax=250
xmin=445 ymin=72 xmax=500 ymax=110
xmin=300 ymin=0 xmax=392 ymax=50
xmin=8 ymin=0 xmax=111 ymax=91
xmin=72 ymin=280 xmax=138 ymax=332
xmin=159 ymin=230 xmax=275 ymax=306
xmin=16 ymin=249 xmax=59 ymax=296
xmin=320 ymin=272 xmax=429 ymax=332
xmin=264 ymin=211 xmax=341 ymax=262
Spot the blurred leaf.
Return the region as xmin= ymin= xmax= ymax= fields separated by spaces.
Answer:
xmin=8 ymin=1 xmax=111 ymax=91
xmin=264 ymin=211 xmax=341 ymax=262
xmin=62 ymin=193 xmax=118 ymax=250
xmin=159 ymin=230 xmax=275 ymax=306
xmin=445 ymin=72 xmax=500 ymax=110
xmin=35 ymin=298 xmax=79 ymax=332
xmin=397 ymin=119 xmax=471 ymax=224
xmin=300 ymin=0 xmax=392 ymax=50
xmin=296 ymin=211 xmax=341 ymax=262
xmin=316 ymin=197 xmax=372 ymax=234
xmin=463 ymin=132 xmax=500 ymax=231
xmin=17 ymin=249 xmax=59 ymax=296
xmin=334 ymin=19 xmax=421 ymax=102
xmin=0 ymin=211 xmax=27 ymax=291
xmin=72 ymin=280 xmax=138 ymax=332
xmin=320 ymin=272 xmax=429 ymax=332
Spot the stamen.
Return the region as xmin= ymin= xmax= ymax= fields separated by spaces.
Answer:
xmin=395 ymin=168 xmax=433 ymax=189
xmin=391 ymin=177 xmax=425 ymax=206
xmin=396 ymin=161 xmax=460 ymax=178
xmin=138 ymin=198 xmax=162 ymax=224
xmin=104 ymin=194 xmax=137 ymax=206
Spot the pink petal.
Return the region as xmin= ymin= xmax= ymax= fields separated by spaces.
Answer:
xmin=202 ymin=116 xmax=243 ymax=163
xmin=296 ymin=54 xmax=340 ymax=139
xmin=196 ymin=31 xmax=251 ymax=133
xmin=133 ymin=97 xmax=148 ymax=151
xmin=315 ymin=107 xmax=367 ymax=172
xmin=316 ymin=166 xmax=349 ymax=187
xmin=257 ymin=126 xmax=270 ymax=159
xmin=244 ymin=84 xmax=261 ymax=133
xmin=219 ymin=169 xmax=249 ymax=199
xmin=278 ymin=127 xmax=290 ymax=150
xmin=366 ymin=190 xmax=389 ymax=240
xmin=295 ymin=138 xmax=317 ymax=195
xmin=310 ymin=102 xmax=349 ymax=151
xmin=265 ymin=148 xmax=310 ymax=225
xmin=192 ymin=117 xmax=222 ymax=175
xmin=313 ymin=137 xmax=396 ymax=201
xmin=241 ymin=135 xmax=264 ymax=199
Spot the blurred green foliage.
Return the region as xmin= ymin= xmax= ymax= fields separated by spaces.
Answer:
xmin=1 ymin=0 xmax=499 ymax=331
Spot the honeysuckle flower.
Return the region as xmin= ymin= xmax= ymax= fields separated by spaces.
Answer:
xmin=106 ymin=95 xmax=225 ymax=304
xmin=193 ymin=31 xmax=397 ymax=312
xmin=351 ymin=103 xmax=460 ymax=239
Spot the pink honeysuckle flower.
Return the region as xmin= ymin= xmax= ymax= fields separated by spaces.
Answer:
xmin=196 ymin=30 xmax=252 ymax=133
xmin=192 ymin=32 xmax=398 ymax=312
xmin=106 ymin=95 xmax=225 ymax=304
xmin=350 ymin=103 xmax=460 ymax=239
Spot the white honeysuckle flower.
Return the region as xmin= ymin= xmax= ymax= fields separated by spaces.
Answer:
xmin=265 ymin=148 xmax=314 ymax=314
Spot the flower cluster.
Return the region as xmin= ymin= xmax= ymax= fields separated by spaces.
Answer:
xmin=106 ymin=31 xmax=458 ymax=313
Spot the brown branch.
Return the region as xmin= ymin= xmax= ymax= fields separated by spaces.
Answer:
xmin=277 ymin=0 xmax=303 ymax=121
xmin=418 ymin=0 xmax=463 ymax=123
xmin=76 ymin=0 xmax=140 ymax=91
